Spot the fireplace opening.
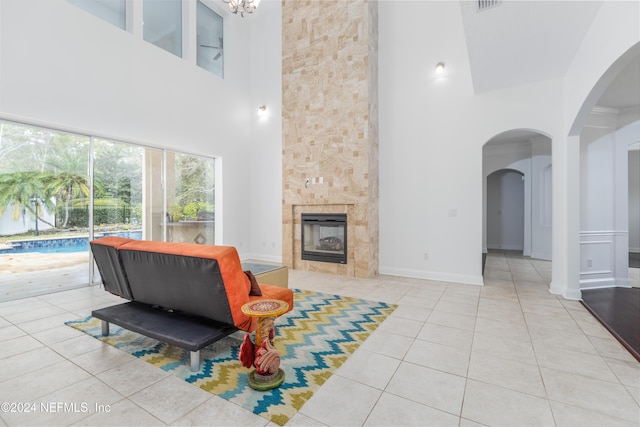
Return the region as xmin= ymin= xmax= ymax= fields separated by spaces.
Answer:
xmin=301 ymin=213 xmax=347 ymax=264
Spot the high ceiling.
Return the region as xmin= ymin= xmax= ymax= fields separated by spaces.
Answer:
xmin=596 ymin=56 xmax=640 ymax=109
xmin=460 ymin=0 xmax=604 ymax=93
xmin=465 ymin=0 xmax=639 ymax=147
xmin=460 ymin=0 xmax=639 ymax=112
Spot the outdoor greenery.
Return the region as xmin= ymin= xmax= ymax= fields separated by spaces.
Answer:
xmin=57 ymin=198 xmax=140 ymax=228
xmin=0 ymin=121 xmax=214 ymax=238
xmin=174 ymin=154 xmax=215 ymax=208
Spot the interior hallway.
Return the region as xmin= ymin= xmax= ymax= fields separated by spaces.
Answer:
xmin=0 ymin=252 xmax=638 ymax=426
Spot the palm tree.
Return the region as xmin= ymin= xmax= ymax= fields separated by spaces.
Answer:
xmin=0 ymin=171 xmax=56 ymax=228
xmin=45 ymin=147 xmax=91 ymax=229
xmin=46 ymin=172 xmax=91 ymax=228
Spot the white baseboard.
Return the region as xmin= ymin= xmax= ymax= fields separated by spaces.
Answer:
xmin=530 ymin=251 xmax=552 ymax=261
xmin=550 ymin=281 xmax=582 ymax=300
xmin=616 ymin=278 xmax=631 ymax=287
xmin=379 ymin=266 xmax=484 ymax=286
xmin=487 ymin=244 xmax=524 ymax=251
xmin=630 ymin=248 xmax=640 ymax=253
xmin=580 ymin=278 xmax=617 ymax=290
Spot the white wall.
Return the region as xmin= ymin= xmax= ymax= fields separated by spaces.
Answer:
xmin=579 ymin=111 xmax=619 ymax=288
xmin=0 ymin=0 xmax=254 ymax=252
xmin=247 ymin=0 xmax=282 ymax=262
xmin=630 ymin=148 xmax=640 ymax=253
xmin=580 ymin=113 xmax=616 ymax=231
xmin=579 ymin=112 xmax=638 ymax=289
xmin=618 ymin=120 xmax=640 ymax=254
xmin=0 ymin=205 xmax=54 ymax=236
xmin=531 ymin=137 xmax=553 ymax=260
xmin=377 ymin=1 xmax=563 ymax=285
xmin=0 ymin=208 xmax=26 ymax=236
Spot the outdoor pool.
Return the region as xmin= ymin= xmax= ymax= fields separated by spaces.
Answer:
xmin=0 ymin=231 xmax=142 ymax=254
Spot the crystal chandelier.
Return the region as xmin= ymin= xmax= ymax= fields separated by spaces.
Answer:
xmin=224 ymin=0 xmax=261 ymax=17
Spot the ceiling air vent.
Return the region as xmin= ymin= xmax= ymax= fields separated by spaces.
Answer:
xmin=476 ymin=0 xmax=501 ymax=12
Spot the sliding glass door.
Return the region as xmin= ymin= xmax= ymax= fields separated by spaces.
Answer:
xmin=0 ymin=119 xmax=216 ymax=301
xmin=0 ymin=121 xmax=91 ymax=300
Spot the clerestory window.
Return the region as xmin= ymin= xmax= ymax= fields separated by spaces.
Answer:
xmin=196 ymin=1 xmax=224 ymax=78
xmin=143 ymin=0 xmax=183 ymax=57
xmin=67 ymin=0 xmax=126 ymax=29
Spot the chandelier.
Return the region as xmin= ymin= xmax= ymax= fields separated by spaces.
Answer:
xmin=224 ymin=0 xmax=261 ymax=17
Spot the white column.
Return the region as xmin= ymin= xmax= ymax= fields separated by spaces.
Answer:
xmin=550 ymin=134 xmax=581 ymax=300
xmin=614 ymin=128 xmax=630 ymax=287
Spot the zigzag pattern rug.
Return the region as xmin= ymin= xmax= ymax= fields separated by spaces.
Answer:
xmin=66 ymin=289 xmax=396 ymax=425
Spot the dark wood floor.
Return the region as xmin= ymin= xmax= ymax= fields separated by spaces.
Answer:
xmin=581 ymin=287 xmax=640 ymax=362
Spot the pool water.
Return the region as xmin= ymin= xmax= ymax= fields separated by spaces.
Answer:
xmin=0 ymin=231 xmax=142 ymax=255
xmin=3 ymin=241 xmax=90 ymax=254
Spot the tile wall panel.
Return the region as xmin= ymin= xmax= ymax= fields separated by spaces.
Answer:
xmin=282 ymin=0 xmax=378 ymax=277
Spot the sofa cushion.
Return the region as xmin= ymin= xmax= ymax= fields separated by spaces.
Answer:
xmin=90 ymin=237 xmax=294 ymax=333
xmin=244 ymin=271 xmax=263 ymax=296
xmin=90 ymin=236 xmax=134 ymax=299
xmin=116 ymin=240 xmax=256 ymax=330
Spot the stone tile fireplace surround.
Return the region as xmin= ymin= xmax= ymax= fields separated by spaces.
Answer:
xmin=282 ymin=0 xmax=379 ymax=278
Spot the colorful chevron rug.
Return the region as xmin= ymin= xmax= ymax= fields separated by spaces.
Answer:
xmin=66 ymin=289 xmax=396 ymax=425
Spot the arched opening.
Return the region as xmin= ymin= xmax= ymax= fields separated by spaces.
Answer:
xmin=572 ymin=48 xmax=640 ymax=291
xmin=482 ymin=130 xmax=553 ymax=276
xmin=568 ymin=43 xmax=639 ymax=359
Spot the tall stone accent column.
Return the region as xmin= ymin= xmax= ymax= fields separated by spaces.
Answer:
xmin=282 ymin=0 xmax=379 ymax=278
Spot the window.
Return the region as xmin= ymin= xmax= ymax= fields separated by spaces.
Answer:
xmin=197 ymin=1 xmax=224 ymax=78
xmin=166 ymin=152 xmax=216 ymax=244
xmin=67 ymin=0 xmax=126 ymax=29
xmin=69 ymin=1 xmax=227 ymax=77
xmin=143 ymin=0 xmax=183 ymax=57
xmin=0 ymin=119 xmax=216 ymax=301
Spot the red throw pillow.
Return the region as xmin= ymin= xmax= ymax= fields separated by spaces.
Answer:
xmin=244 ymin=270 xmax=263 ymax=296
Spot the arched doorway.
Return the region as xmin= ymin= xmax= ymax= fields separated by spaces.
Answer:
xmin=572 ymin=49 xmax=639 ymax=290
xmin=482 ymin=130 xmax=553 ymax=275
xmin=567 ymin=44 xmax=639 ymax=359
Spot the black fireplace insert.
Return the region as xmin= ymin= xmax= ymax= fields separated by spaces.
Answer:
xmin=301 ymin=213 xmax=347 ymax=264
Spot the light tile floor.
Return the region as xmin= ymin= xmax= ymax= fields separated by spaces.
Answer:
xmin=0 ymin=252 xmax=639 ymax=426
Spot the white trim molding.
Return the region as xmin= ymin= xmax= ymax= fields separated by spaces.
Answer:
xmin=379 ymin=266 xmax=485 ymax=286
xmin=579 ymin=230 xmax=630 ymax=289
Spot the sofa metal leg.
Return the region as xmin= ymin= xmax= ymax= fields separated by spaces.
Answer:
xmin=190 ymin=351 xmax=200 ymax=372
xmin=101 ymin=320 xmax=110 ymax=336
